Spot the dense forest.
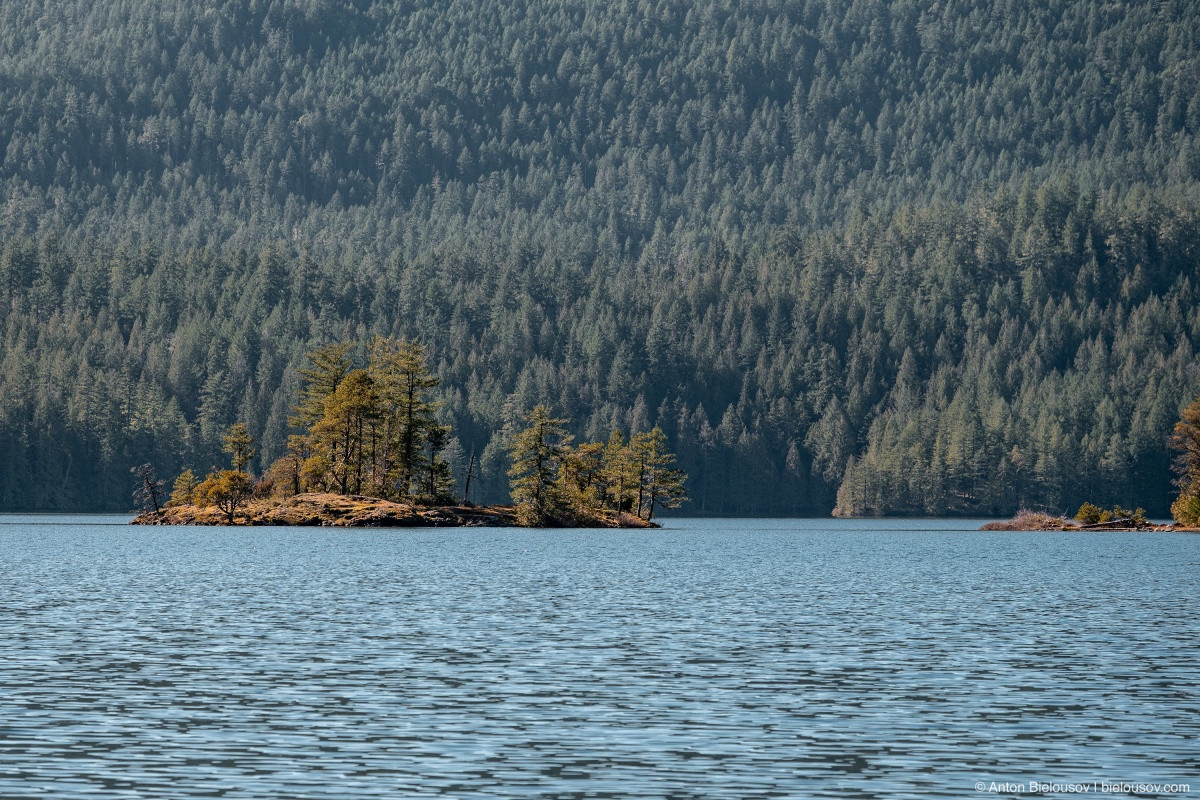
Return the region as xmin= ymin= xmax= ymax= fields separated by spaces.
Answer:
xmin=2 ymin=0 xmax=1200 ymax=514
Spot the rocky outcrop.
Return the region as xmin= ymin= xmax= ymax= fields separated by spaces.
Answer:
xmin=981 ymin=511 xmax=1174 ymax=532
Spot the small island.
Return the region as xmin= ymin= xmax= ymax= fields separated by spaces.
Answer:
xmin=130 ymin=339 xmax=686 ymax=528
xmin=980 ymin=508 xmax=1164 ymax=532
xmin=131 ymin=492 xmax=657 ymax=528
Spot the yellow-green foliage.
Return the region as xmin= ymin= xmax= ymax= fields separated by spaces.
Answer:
xmin=291 ymin=338 xmax=449 ymax=501
xmin=558 ymin=441 xmax=605 ymax=513
xmin=1074 ymin=502 xmax=1101 ymax=524
xmin=1171 ymin=494 xmax=1200 ymax=526
xmin=194 ymin=470 xmax=254 ymax=524
xmin=168 ymin=468 xmax=197 ymax=507
xmin=1074 ymin=502 xmax=1146 ymax=526
xmin=223 ymin=422 xmax=255 ymax=473
xmin=262 ymin=456 xmax=301 ymax=499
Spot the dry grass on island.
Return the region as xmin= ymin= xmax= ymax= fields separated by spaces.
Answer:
xmin=981 ymin=505 xmax=1177 ymax=532
xmin=981 ymin=510 xmax=1078 ymax=531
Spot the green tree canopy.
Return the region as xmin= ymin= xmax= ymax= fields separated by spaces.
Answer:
xmin=629 ymin=427 xmax=687 ymax=520
xmin=508 ymin=405 xmax=572 ymax=526
xmin=169 ymin=468 xmax=197 ymax=507
xmin=223 ymin=423 xmax=255 ymax=473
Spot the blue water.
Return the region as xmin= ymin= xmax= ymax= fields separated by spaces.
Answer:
xmin=1 ymin=516 xmax=1197 ymax=798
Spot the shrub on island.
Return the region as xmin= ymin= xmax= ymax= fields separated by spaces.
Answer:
xmin=1074 ymin=503 xmax=1147 ymax=526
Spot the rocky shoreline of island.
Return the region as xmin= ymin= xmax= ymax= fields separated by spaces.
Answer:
xmin=130 ymin=492 xmax=656 ymax=528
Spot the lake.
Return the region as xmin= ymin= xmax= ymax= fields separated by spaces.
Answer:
xmin=1 ymin=516 xmax=1197 ymax=798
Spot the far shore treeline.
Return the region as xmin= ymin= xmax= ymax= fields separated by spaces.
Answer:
xmin=152 ymin=338 xmax=686 ymax=526
xmin=8 ymin=189 xmax=1200 ymax=518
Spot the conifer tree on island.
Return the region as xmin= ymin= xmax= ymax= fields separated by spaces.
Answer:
xmin=559 ymin=441 xmax=605 ymax=513
xmin=1169 ymin=395 xmax=1200 ymax=525
xmin=370 ymin=336 xmax=442 ymax=499
xmin=307 ymin=369 xmax=383 ymax=495
xmin=131 ymin=464 xmax=165 ymax=513
xmin=169 ymin=469 xmax=197 ymax=507
xmin=629 ymin=428 xmax=688 ymax=521
xmin=507 ymin=405 xmax=572 ymax=526
xmin=293 ymin=343 xmax=354 ymax=431
xmin=223 ymin=423 xmax=255 ymax=473
xmin=190 ymin=422 xmax=258 ymax=523
xmin=601 ymin=429 xmax=636 ymax=515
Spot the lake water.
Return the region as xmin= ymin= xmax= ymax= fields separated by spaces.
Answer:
xmin=1 ymin=516 xmax=1197 ymax=798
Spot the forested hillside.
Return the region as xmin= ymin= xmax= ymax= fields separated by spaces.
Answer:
xmin=2 ymin=0 xmax=1200 ymax=513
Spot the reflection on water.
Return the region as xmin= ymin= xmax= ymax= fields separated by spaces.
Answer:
xmin=1 ymin=517 xmax=1197 ymax=797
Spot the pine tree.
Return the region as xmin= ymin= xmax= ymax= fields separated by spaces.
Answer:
xmin=168 ymin=468 xmax=197 ymax=506
xmin=195 ymin=470 xmax=254 ymax=525
xmin=628 ymin=427 xmax=687 ymax=520
xmin=293 ymin=342 xmax=353 ymax=430
xmin=559 ymin=441 xmax=606 ymax=514
xmin=131 ymin=463 xmax=165 ymax=512
xmin=369 ymin=337 xmax=440 ymax=497
xmin=508 ymin=405 xmax=571 ymax=526
xmin=420 ymin=423 xmax=456 ymax=502
xmin=223 ymin=422 xmax=255 ymax=473
xmin=308 ymin=369 xmax=382 ymax=495
xmin=601 ymin=429 xmax=636 ymax=515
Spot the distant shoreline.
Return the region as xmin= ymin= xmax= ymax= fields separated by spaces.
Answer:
xmin=129 ymin=492 xmax=657 ymax=529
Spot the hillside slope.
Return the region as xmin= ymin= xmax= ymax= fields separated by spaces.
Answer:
xmin=2 ymin=0 xmax=1199 ymax=513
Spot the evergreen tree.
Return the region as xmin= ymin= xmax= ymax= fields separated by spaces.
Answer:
xmin=369 ymin=337 xmax=441 ymax=498
xmin=131 ymin=463 xmax=165 ymax=512
xmin=419 ymin=423 xmax=456 ymax=502
xmin=601 ymin=430 xmax=636 ymax=515
xmin=169 ymin=468 xmax=197 ymax=506
xmin=508 ymin=405 xmax=571 ymax=525
xmin=307 ymin=369 xmax=382 ymax=495
xmin=628 ymin=427 xmax=687 ymax=520
xmin=223 ymin=422 xmax=255 ymax=473
xmin=293 ymin=343 xmax=353 ymax=430
xmin=559 ymin=441 xmax=606 ymax=515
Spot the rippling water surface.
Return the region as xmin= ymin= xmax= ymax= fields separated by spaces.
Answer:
xmin=1 ymin=516 xmax=1198 ymax=798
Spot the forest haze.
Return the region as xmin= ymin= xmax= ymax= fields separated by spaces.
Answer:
xmin=2 ymin=0 xmax=1199 ymax=513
